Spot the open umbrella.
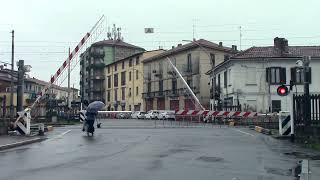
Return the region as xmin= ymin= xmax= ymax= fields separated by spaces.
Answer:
xmin=86 ymin=101 xmax=105 ymax=113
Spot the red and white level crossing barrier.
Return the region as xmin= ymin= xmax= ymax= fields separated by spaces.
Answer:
xmin=175 ymin=110 xmax=258 ymax=117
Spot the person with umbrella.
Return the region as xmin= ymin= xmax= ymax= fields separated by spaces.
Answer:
xmin=82 ymin=101 xmax=105 ymax=134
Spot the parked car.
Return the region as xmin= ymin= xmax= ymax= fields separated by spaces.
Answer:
xmin=157 ymin=111 xmax=175 ymax=120
xmin=145 ymin=110 xmax=160 ymax=119
xmin=131 ymin=111 xmax=140 ymax=119
xmin=137 ymin=112 xmax=147 ymax=119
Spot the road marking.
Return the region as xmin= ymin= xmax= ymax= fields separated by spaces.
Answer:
xmin=234 ymin=129 xmax=255 ymax=137
xmin=48 ymin=130 xmax=72 ymax=141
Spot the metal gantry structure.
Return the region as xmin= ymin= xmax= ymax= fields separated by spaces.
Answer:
xmin=14 ymin=15 xmax=106 ymax=135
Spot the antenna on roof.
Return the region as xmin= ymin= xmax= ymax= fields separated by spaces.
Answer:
xmin=239 ymin=26 xmax=242 ymax=51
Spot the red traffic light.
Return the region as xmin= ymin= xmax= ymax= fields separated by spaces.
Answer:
xmin=277 ymin=85 xmax=289 ymax=96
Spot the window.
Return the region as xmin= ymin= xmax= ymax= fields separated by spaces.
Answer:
xmin=210 ymin=53 xmax=215 ymax=67
xmin=272 ymin=100 xmax=281 ymax=113
xmin=187 ymin=79 xmax=192 ymax=87
xmin=246 ymin=67 xmax=257 ymax=85
xmin=224 ymin=55 xmax=230 ymax=61
xmin=147 ymin=82 xmax=151 ymax=93
xmin=159 ymin=80 xmax=163 ymax=92
xmin=136 ymin=86 xmax=139 ymax=96
xmin=122 ymin=87 xmax=125 ymax=100
xmin=107 ymin=90 xmax=110 ymax=101
xmin=129 ymin=71 xmax=132 ymax=81
xmin=114 ymin=89 xmax=118 ymax=101
xmin=228 ymin=69 xmax=231 ymax=86
xmin=108 ymin=66 xmax=110 ymax=73
xmin=121 ymin=71 xmax=126 ymax=86
xmin=291 ymin=67 xmax=312 ymax=84
xmin=217 ymin=74 xmax=221 ymax=93
xmin=107 ymin=76 xmax=111 ymax=88
xmin=122 ymin=61 xmax=125 ymax=69
xmin=224 ymin=71 xmax=227 ymax=88
xmin=114 ymin=74 xmax=118 ymax=87
xmin=187 ymin=53 xmax=192 ymax=71
xmin=129 ymin=88 xmax=132 ymax=97
xmin=136 ymin=56 xmax=140 ymax=65
xmin=114 ymin=63 xmax=117 ymax=71
xmin=136 ymin=70 xmax=139 ymax=80
xmin=266 ymin=67 xmax=286 ymax=84
xmin=172 ymin=79 xmax=177 ymax=94
xmin=129 ymin=105 xmax=132 ymax=111
xmin=129 ymin=59 xmax=133 ymax=67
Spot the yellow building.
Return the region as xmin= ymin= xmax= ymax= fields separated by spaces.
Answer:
xmin=105 ymin=50 xmax=165 ymax=111
xmin=142 ymin=39 xmax=237 ymax=111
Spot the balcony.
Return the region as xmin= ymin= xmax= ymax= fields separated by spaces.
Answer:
xmin=89 ymin=62 xmax=105 ymax=69
xmin=90 ymin=50 xmax=105 ymax=58
xmin=90 ymin=75 xmax=105 ymax=80
xmin=91 ymin=87 xmax=105 ymax=92
xmin=142 ymin=92 xmax=155 ymax=99
xmin=154 ymin=91 xmax=165 ymax=98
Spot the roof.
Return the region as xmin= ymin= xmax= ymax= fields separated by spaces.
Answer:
xmin=232 ymin=46 xmax=320 ymax=59
xmin=26 ymin=78 xmax=69 ymax=91
xmin=143 ymin=39 xmax=234 ymax=63
xmin=92 ymin=39 xmax=145 ymax=50
xmin=105 ymin=49 xmax=165 ymax=66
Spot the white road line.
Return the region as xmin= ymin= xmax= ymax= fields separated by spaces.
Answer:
xmin=48 ymin=130 xmax=72 ymax=141
xmin=234 ymin=129 xmax=255 ymax=137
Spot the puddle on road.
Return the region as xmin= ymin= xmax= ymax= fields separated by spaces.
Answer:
xmin=196 ymin=156 xmax=224 ymax=163
xmin=158 ymin=148 xmax=192 ymax=158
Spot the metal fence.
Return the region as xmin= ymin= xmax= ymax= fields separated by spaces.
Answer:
xmin=293 ymin=94 xmax=320 ymax=126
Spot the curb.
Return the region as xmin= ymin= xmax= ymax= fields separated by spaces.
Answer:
xmin=0 ymin=137 xmax=47 ymax=151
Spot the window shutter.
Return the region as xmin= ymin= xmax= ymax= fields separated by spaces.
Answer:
xmin=308 ymin=67 xmax=312 ymax=84
xmin=266 ymin=68 xmax=270 ymax=82
xmin=280 ymin=68 xmax=286 ymax=84
xmin=291 ymin=67 xmax=296 ymax=83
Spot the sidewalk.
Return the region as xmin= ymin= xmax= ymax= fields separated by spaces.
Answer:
xmin=0 ymin=135 xmax=47 ymax=151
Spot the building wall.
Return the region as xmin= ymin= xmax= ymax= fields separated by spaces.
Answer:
xmin=213 ymin=58 xmax=320 ymax=113
xmin=80 ymin=44 xmax=144 ymax=103
xmin=143 ymin=47 xmax=231 ymax=111
xmin=105 ymin=50 xmax=164 ymax=111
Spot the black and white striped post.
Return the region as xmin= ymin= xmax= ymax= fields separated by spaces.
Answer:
xmin=79 ymin=110 xmax=86 ymax=122
xmin=279 ymin=111 xmax=294 ymax=137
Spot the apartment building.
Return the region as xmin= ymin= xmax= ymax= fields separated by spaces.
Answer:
xmin=105 ymin=50 xmax=165 ymax=111
xmin=142 ymin=39 xmax=236 ymax=111
xmin=211 ymin=37 xmax=320 ymax=113
xmin=80 ymin=39 xmax=145 ymax=104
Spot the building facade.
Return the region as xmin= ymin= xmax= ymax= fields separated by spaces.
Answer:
xmin=0 ymin=68 xmax=77 ymax=117
xmin=211 ymin=37 xmax=320 ymax=113
xmin=105 ymin=50 xmax=165 ymax=111
xmin=142 ymin=39 xmax=236 ymax=111
xmin=80 ymin=39 xmax=144 ymax=104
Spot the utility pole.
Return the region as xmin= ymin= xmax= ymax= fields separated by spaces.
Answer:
xmin=239 ymin=26 xmax=242 ymax=51
xmin=10 ymin=30 xmax=14 ymax=122
xmin=303 ymin=56 xmax=311 ymax=127
xmin=17 ymin=60 xmax=24 ymax=112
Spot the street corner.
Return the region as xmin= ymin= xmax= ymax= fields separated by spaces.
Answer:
xmin=0 ymin=135 xmax=47 ymax=151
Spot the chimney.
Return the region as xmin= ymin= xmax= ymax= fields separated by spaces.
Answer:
xmin=219 ymin=42 xmax=223 ymax=47
xmin=177 ymin=43 xmax=182 ymax=47
xmin=172 ymin=46 xmax=175 ymax=49
xmin=274 ymin=37 xmax=289 ymax=54
xmin=231 ymin=45 xmax=237 ymax=52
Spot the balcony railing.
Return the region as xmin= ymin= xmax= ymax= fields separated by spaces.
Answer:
xmin=90 ymin=50 xmax=105 ymax=58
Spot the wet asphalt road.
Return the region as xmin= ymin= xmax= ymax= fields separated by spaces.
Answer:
xmin=0 ymin=119 xmax=319 ymax=180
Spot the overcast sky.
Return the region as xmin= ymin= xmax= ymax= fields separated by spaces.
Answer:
xmin=0 ymin=0 xmax=319 ymax=88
